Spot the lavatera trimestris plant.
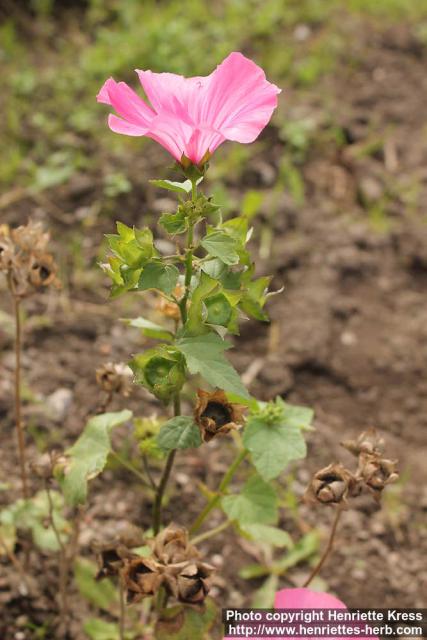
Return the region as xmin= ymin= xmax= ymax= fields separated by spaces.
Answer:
xmin=53 ymin=52 xmax=397 ymax=639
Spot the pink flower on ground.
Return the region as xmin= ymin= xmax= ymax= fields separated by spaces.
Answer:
xmin=224 ymin=588 xmax=378 ymax=640
xmin=97 ymin=52 xmax=280 ymax=165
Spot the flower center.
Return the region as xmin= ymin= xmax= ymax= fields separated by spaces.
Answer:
xmin=201 ymin=401 xmax=232 ymax=428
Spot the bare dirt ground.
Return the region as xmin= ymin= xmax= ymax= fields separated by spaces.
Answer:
xmin=0 ymin=19 xmax=426 ymax=640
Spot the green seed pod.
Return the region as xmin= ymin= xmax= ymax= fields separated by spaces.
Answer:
xmin=204 ymin=293 xmax=232 ymax=327
xmin=130 ymin=347 xmax=186 ymax=404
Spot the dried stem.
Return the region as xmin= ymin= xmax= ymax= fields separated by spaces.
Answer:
xmin=303 ymin=504 xmax=344 ymax=587
xmin=12 ymin=295 xmax=29 ymax=499
xmin=0 ymin=530 xmax=30 ymax=594
xmin=45 ymin=483 xmax=68 ymax=617
xmin=119 ymin=579 xmax=126 ymax=640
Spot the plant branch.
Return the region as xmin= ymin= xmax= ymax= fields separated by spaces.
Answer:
xmin=191 ymin=519 xmax=231 ymax=546
xmin=303 ymin=504 xmax=344 ymax=587
xmin=12 ymin=295 xmax=29 ymax=499
xmin=45 ymin=483 xmax=68 ymax=617
xmin=110 ymin=450 xmax=152 ymax=489
xmin=152 ymin=394 xmax=181 ymax=535
xmin=190 ymin=448 xmax=247 ymax=535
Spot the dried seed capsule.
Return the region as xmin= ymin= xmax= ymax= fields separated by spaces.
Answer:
xmin=121 ymin=556 xmax=164 ymax=603
xmin=151 ymin=524 xmax=198 ymax=565
xmin=96 ymin=362 xmax=133 ymax=396
xmin=174 ymin=560 xmax=214 ymax=605
xmin=356 ymin=452 xmax=399 ymax=499
xmin=194 ymin=389 xmax=246 ymax=442
xmin=304 ymin=463 xmax=357 ymax=506
xmin=341 ymin=428 xmax=384 ymax=457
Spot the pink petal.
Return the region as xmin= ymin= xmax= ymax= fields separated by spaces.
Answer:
xmin=136 ymin=69 xmax=206 ymax=122
xmin=275 ymin=588 xmax=347 ymax=610
xmin=275 ymin=589 xmax=379 ymax=640
xmin=107 ymin=114 xmax=147 ymax=137
xmin=98 ymin=78 xmax=154 ymax=127
xmin=203 ymin=52 xmax=280 ymax=144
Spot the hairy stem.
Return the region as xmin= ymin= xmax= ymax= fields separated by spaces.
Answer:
xmin=13 ymin=296 xmax=29 ymax=499
xmin=190 ymin=448 xmax=247 ymax=535
xmin=303 ymin=504 xmax=344 ymax=587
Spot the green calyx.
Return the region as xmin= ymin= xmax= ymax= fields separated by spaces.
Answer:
xmin=204 ymin=292 xmax=233 ymax=327
xmin=130 ymin=346 xmax=186 ymax=403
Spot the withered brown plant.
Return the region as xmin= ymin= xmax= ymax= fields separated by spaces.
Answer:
xmin=0 ymin=221 xmax=60 ymax=498
xmin=302 ymin=428 xmax=398 ymax=587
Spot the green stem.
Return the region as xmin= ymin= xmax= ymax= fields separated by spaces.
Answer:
xmin=110 ymin=450 xmax=152 ymax=489
xmin=179 ymin=179 xmax=197 ymax=324
xmin=152 ymin=394 xmax=181 ymax=535
xmin=190 ymin=448 xmax=247 ymax=535
xmin=191 ymin=520 xmax=231 ymax=546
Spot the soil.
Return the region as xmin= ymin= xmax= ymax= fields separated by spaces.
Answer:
xmin=1 ymin=17 xmax=426 ymax=640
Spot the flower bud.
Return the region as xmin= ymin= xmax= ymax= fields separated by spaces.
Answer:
xmin=194 ymin=389 xmax=246 ymax=442
xmin=204 ymin=293 xmax=233 ymax=327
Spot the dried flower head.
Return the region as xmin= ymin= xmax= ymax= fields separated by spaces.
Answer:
xmin=121 ymin=556 xmax=164 ymax=603
xmin=151 ymin=524 xmax=198 ymax=565
xmin=304 ymin=463 xmax=359 ymax=506
xmin=0 ymin=221 xmax=60 ymax=297
xmin=356 ymin=452 xmax=399 ymax=500
xmin=96 ymin=362 xmax=133 ymax=396
xmin=94 ymin=544 xmax=132 ymax=580
xmin=341 ymin=428 xmax=385 ymax=457
xmin=165 ymin=560 xmax=214 ymax=605
xmin=194 ymin=389 xmax=246 ymax=442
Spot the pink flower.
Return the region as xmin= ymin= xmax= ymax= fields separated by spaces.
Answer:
xmin=224 ymin=588 xmax=378 ymax=640
xmin=97 ymin=52 xmax=280 ymax=165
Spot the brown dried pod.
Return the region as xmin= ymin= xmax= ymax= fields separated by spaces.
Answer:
xmin=121 ymin=556 xmax=164 ymax=603
xmin=155 ymin=284 xmax=185 ymax=320
xmin=163 ymin=560 xmax=214 ymax=605
xmin=28 ymin=253 xmax=60 ymax=289
xmin=95 ymin=362 xmax=133 ymax=396
xmin=94 ymin=543 xmax=133 ymax=580
xmin=151 ymin=524 xmax=198 ymax=565
xmin=12 ymin=221 xmax=50 ymax=253
xmin=0 ymin=234 xmax=15 ymax=272
xmin=304 ymin=463 xmax=359 ymax=506
xmin=356 ymin=452 xmax=399 ymax=499
xmin=341 ymin=428 xmax=384 ymax=457
xmin=194 ymin=388 xmax=246 ymax=442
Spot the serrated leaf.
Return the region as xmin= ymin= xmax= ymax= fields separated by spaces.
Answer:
xmin=243 ymin=403 xmax=311 ymax=480
xmin=157 ymin=416 xmax=202 ymax=451
xmin=75 ymin=558 xmax=118 ymax=612
xmin=155 ymin=598 xmax=216 ymax=640
xmin=159 ymin=210 xmax=188 ymax=235
xmin=176 ymin=333 xmax=249 ymax=398
xmin=201 ymin=231 xmax=239 ymax=265
xmin=138 ymin=262 xmax=179 ymax=295
xmin=242 ymin=524 xmax=293 ymax=548
xmin=60 ymin=410 xmax=132 ymax=506
xmin=150 ymin=179 xmax=193 ymax=194
xmin=222 ymin=474 xmax=278 ymax=525
xmin=123 ymin=316 xmax=173 ymax=341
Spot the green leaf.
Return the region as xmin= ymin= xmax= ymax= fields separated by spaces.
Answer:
xmin=74 ymin=558 xmax=118 ymax=612
xmin=138 ymin=262 xmax=179 ymax=295
xmin=159 ymin=210 xmax=188 ymax=235
xmin=150 ymin=179 xmax=193 ymax=194
xmin=123 ymin=317 xmax=173 ymax=341
xmin=222 ymin=474 xmax=278 ymax=525
xmin=243 ymin=401 xmax=311 ymax=480
xmin=201 ymin=231 xmax=239 ymax=265
xmin=201 ymin=258 xmax=227 ymax=280
xmin=176 ymin=333 xmax=249 ymax=398
xmin=0 ymin=523 xmax=16 ymax=557
xmin=60 ymin=410 xmax=132 ymax=506
xmin=186 ymin=272 xmax=218 ymax=335
xmin=271 ymin=531 xmax=320 ymax=575
xmin=157 ymin=416 xmax=202 ymax=451
xmin=155 ymin=598 xmax=216 ymax=640
xmin=83 ymin=618 xmax=122 ymax=640
xmin=251 ymin=574 xmax=279 ymax=608
xmin=242 ymin=524 xmax=293 ymax=548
